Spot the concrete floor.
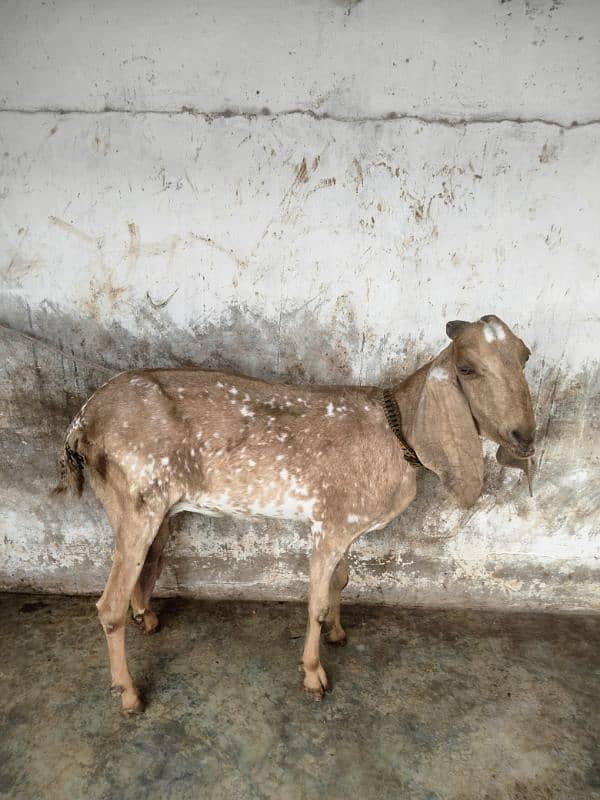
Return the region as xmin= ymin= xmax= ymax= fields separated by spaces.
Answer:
xmin=0 ymin=595 xmax=599 ymax=800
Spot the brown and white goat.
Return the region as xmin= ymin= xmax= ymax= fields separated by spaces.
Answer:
xmin=53 ymin=315 xmax=535 ymax=714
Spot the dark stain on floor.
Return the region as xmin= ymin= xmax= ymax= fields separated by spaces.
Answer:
xmin=0 ymin=594 xmax=598 ymax=800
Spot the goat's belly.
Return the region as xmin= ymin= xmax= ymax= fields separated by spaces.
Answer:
xmin=168 ymin=500 xmax=234 ymax=518
xmin=169 ymin=492 xmax=317 ymax=522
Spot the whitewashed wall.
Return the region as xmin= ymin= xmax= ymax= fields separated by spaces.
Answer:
xmin=1 ymin=0 xmax=599 ymax=610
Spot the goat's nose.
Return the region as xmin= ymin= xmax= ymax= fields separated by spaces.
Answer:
xmin=511 ymin=428 xmax=535 ymax=450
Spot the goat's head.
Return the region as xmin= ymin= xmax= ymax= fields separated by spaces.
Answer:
xmin=405 ymin=314 xmax=536 ymax=507
xmin=446 ymin=314 xmax=535 ymax=460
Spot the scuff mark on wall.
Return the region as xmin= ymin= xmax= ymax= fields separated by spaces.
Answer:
xmin=146 ymin=288 xmax=179 ymax=309
xmin=190 ymin=233 xmax=248 ymax=268
xmin=352 ymin=158 xmax=364 ymax=193
xmin=295 ymin=157 xmax=309 ymax=184
xmin=127 ymin=221 xmax=140 ymax=264
xmin=48 ymin=216 xmax=97 ymax=246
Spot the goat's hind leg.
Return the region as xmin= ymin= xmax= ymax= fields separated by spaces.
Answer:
xmin=96 ymin=506 xmax=163 ymax=715
xmin=324 ymin=554 xmax=349 ymax=646
xmin=130 ymin=517 xmax=171 ymax=634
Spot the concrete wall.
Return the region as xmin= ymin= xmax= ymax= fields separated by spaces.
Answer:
xmin=1 ymin=0 xmax=599 ymax=611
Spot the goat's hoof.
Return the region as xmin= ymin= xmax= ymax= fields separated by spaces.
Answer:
xmin=303 ymin=663 xmax=329 ymax=701
xmin=143 ymin=611 xmax=160 ymax=634
xmin=120 ymin=693 xmax=145 ymax=717
xmin=303 ymin=685 xmax=325 ymax=702
xmin=132 ymin=610 xmax=160 ymax=634
xmin=323 ymin=621 xmax=347 ymax=646
xmin=324 ymin=627 xmax=347 ymax=646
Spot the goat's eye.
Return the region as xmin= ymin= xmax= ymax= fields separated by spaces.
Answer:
xmin=458 ymin=365 xmax=475 ymax=377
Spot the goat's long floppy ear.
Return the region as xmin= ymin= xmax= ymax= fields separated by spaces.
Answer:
xmin=409 ymin=349 xmax=483 ymax=508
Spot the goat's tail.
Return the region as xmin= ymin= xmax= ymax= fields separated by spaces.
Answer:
xmin=51 ymin=428 xmax=85 ymax=497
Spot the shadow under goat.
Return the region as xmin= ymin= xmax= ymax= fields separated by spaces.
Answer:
xmin=52 ymin=314 xmax=536 ymax=715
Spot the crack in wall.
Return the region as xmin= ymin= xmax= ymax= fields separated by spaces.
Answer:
xmin=0 ymin=106 xmax=598 ymax=129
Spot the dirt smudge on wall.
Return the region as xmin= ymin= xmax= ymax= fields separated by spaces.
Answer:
xmin=127 ymin=222 xmax=141 ymax=263
xmin=48 ymin=216 xmax=97 ymax=246
xmin=0 ymin=300 xmax=598 ymax=609
xmin=295 ymin=157 xmax=309 ymax=184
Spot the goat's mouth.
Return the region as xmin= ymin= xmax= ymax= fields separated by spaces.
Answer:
xmin=502 ymin=440 xmax=535 ymax=460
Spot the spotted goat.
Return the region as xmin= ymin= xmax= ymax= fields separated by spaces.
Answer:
xmin=53 ymin=315 xmax=535 ymax=714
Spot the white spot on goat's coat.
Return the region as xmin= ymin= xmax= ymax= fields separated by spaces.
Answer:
xmin=311 ymin=520 xmax=324 ymax=544
xmin=429 ymin=367 xmax=448 ymax=381
xmin=172 ymin=474 xmax=318 ymax=524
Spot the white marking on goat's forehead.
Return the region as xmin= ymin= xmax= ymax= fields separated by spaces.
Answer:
xmin=429 ymin=366 xmax=448 ymax=381
xmin=483 ymin=321 xmax=506 ymax=343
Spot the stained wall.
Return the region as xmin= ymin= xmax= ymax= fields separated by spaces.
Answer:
xmin=1 ymin=0 xmax=598 ymax=609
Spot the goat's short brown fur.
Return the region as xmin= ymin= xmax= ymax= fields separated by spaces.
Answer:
xmin=54 ymin=315 xmax=535 ymax=714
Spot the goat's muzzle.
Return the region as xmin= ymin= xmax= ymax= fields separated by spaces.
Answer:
xmin=509 ymin=427 xmax=535 ymax=458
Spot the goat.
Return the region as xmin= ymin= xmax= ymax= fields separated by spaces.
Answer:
xmin=53 ymin=314 xmax=535 ymax=715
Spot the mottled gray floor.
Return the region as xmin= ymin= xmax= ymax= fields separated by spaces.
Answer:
xmin=1 ymin=594 xmax=599 ymax=800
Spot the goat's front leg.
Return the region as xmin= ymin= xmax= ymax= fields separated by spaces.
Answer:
xmin=302 ymin=540 xmax=344 ymax=700
xmin=324 ymin=555 xmax=349 ymax=646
